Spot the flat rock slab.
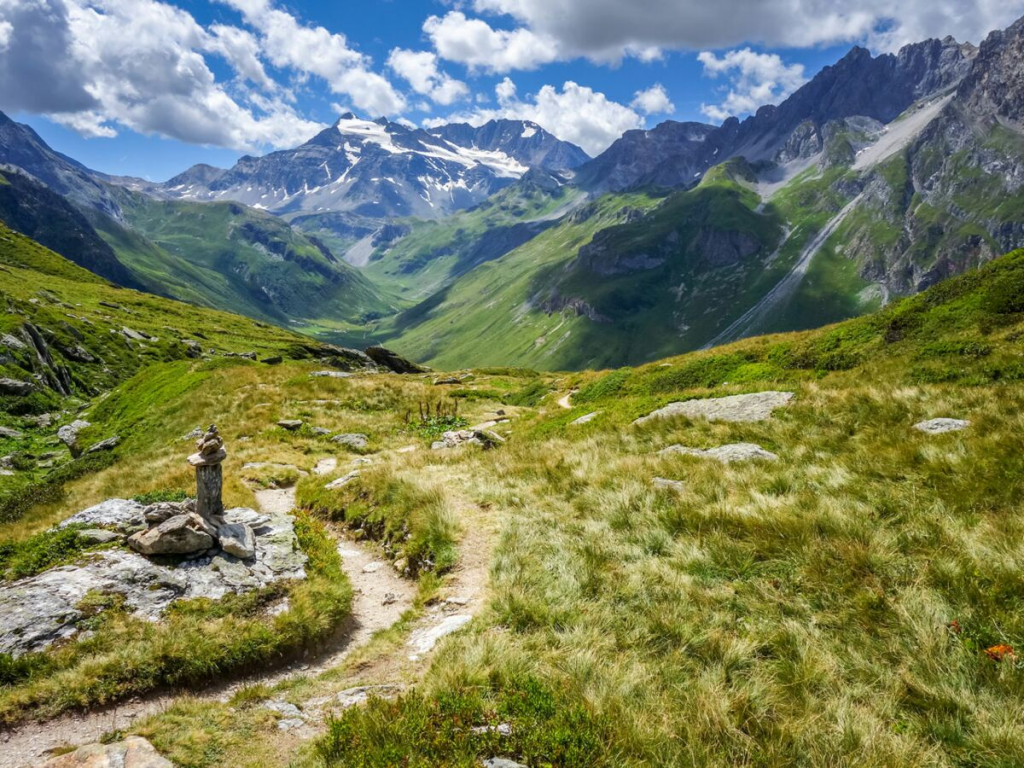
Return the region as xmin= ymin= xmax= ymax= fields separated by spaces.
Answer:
xmin=0 ymin=504 xmax=306 ymax=657
xmin=571 ymin=412 xmax=600 ymax=425
xmin=635 ymin=391 xmax=795 ymax=425
xmin=660 ymin=443 xmax=779 ymax=463
xmin=914 ymin=418 xmax=970 ymax=434
xmin=336 ymin=684 xmax=404 ymax=709
xmin=41 ymin=736 xmax=170 ymax=767
xmin=408 ymin=613 xmax=472 ymax=657
xmin=60 ymin=498 xmax=146 ymax=532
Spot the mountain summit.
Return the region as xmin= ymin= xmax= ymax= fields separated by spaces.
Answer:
xmin=125 ymin=116 xmax=589 ymax=220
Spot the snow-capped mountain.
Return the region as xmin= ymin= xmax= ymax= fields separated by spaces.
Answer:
xmin=123 ymin=115 xmax=588 ymax=220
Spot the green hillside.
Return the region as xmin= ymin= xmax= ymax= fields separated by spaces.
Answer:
xmin=108 ymin=190 xmax=394 ymax=332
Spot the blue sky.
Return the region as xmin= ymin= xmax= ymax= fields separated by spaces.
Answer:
xmin=3 ymin=0 xmax=1022 ymax=180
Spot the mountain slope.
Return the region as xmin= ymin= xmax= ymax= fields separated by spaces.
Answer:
xmin=122 ymin=116 xmax=588 ymax=221
xmin=108 ymin=188 xmax=394 ymax=329
xmin=0 ymin=169 xmax=143 ymax=289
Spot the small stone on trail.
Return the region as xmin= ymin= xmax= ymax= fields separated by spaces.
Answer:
xmin=382 ymin=592 xmax=397 ymax=605
xmin=362 ymin=562 xmax=382 ymax=574
xmin=336 ymin=684 xmax=403 ymax=708
xmin=914 ymin=418 xmax=970 ymax=434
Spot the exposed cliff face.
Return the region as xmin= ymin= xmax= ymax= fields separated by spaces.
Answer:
xmin=835 ymin=19 xmax=1024 ymax=296
xmin=576 ymin=36 xmax=977 ymax=194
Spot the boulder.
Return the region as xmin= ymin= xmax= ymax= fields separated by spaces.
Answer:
xmin=278 ymin=419 xmax=303 ymax=431
xmin=634 ymin=391 xmax=794 ymax=425
xmin=0 ymin=377 xmax=34 ymax=396
xmin=41 ymin=736 xmax=171 ymax=767
xmin=57 ymin=419 xmax=91 ymax=457
xmin=218 ymin=522 xmax=256 ymax=559
xmin=127 ymin=513 xmax=215 ymax=556
xmin=659 ymin=443 xmax=779 ymax=463
xmin=914 ymin=418 xmax=970 ymax=434
xmin=364 ymin=346 xmax=426 ymax=374
xmin=332 ymin=432 xmax=369 ymax=450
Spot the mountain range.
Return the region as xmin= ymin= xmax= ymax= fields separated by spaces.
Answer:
xmin=0 ymin=16 xmax=1023 ymax=369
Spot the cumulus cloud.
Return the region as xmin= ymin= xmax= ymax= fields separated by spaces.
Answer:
xmin=470 ymin=0 xmax=1024 ymax=57
xmin=0 ymin=0 xmax=412 ymax=150
xmin=424 ymin=11 xmax=559 ymax=73
xmin=698 ymin=48 xmax=806 ymax=122
xmin=220 ymin=0 xmax=406 ymax=115
xmin=631 ymin=84 xmax=674 ymax=115
xmin=387 ymin=49 xmax=468 ymax=106
xmin=425 ymin=77 xmax=641 ymax=156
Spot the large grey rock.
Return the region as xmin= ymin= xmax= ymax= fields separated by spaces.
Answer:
xmin=635 ymin=391 xmax=794 ymax=425
xmin=0 ymin=377 xmax=34 ymax=396
xmin=144 ymin=499 xmax=195 ymax=524
xmin=60 ymin=498 xmax=146 ymax=532
xmin=332 ymin=432 xmax=369 ymax=450
xmin=41 ymin=736 xmax=171 ymax=767
xmin=660 ymin=443 xmax=779 ymax=463
xmin=431 ymin=429 xmax=504 ymax=451
xmin=128 ymin=514 xmax=215 ymax=555
xmin=219 ymin=522 xmax=256 ymax=559
xmin=57 ymin=419 xmax=91 ymax=457
xmin=914 ymin=418 xmax=970 ymax=434
xmin=1 ymin=506 xmax=306 ymax=656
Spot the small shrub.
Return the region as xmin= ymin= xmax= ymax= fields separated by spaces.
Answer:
xmin=504 ymin=379 xmax=550 ymax=406
xmin=0 ymin=524 xmax=95 ymax=581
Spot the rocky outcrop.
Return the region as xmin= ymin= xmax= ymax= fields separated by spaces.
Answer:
xmin=365 ymin=346 xmax=426 ymax=374
xmin=57 ymin=419 xmax=91 ymax=457
xmin=1 ymin=503 xmax=306 ymax=656
xmin=41 ymin=736 xmax=171 ymax=767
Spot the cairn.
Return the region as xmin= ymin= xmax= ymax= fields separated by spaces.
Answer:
xmin=189 ymin=424 xmax=227 ymax=520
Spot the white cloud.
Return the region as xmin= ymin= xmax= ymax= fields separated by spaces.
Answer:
xmin=697 ymin=48 xmax=806 ymax=122
xmin=208 ymin=23 xmax=274 ymax=90
xmin=387 ymin=49 xmax=468 ymax=106
xmin=469 ymin=0 xmax=1024 ymax=57
xmin=631 ymin=84 xmax=674 ymax=115
xmin=424 ymin=11 xmax=559 ymax=73
xmin=427 ymin=78 xmax=641 ymax=156
xmin=0 ymin=20 xmax=12 ymax=50
xmin=220 ymin=0 xmax=406 ymax=115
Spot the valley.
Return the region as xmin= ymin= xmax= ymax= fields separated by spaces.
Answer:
xmin=2 ymin=8 xmax=1024 ymax=767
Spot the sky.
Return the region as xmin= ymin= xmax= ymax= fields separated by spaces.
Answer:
xmin=1 ymin=0 xmax=1022 ymax=181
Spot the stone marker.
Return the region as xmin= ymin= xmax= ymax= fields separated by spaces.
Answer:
xmin=189 ymin=424 xmax=226 ymax=519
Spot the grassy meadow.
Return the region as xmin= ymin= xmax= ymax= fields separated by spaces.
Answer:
xmin=2 ymin=239 xmax=1024 ymax=764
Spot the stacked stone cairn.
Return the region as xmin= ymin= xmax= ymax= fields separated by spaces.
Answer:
xmin=127 ymin=425 xmax=255 ymax=559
